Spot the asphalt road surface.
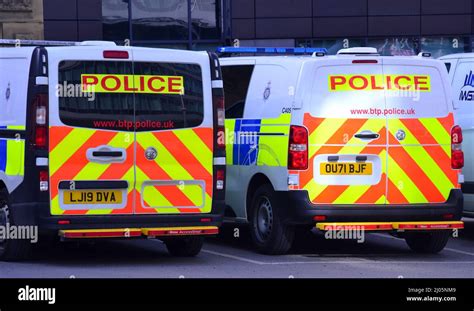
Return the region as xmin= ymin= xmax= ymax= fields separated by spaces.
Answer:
xmin=1 ymin=218 xmax=474 ymax=278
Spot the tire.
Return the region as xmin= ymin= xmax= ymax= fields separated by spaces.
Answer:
xmin=249 ymin=184 xmax=295 ymax=255
xmin=165 ymin=236 xmax=204 ymax=257
xmin=404 ymin=231 xmax=451 ymax=254
xmin=0 ymin=197 xmax=33 ymax=261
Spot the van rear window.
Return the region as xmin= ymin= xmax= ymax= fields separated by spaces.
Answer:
xmin=58 ymin=61 xmax=204 ymax=131
xmin=310 ymin=65 xmax=448 ymax=118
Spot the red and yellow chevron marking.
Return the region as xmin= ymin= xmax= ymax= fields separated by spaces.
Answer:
xmin=49 ymin=127 xmax=135 ymax=216
xmin=49 ymin=126 xmax=213 ymax=216
xmin=386 ymin=114 xmax=458 ymax=204
xmin=135 ymin=127 xmax=213 ymax=214
xmin=299 ymin=113 xmax=458 ymax=205
xmin=301 ymin=114 xmax=387 ymax=205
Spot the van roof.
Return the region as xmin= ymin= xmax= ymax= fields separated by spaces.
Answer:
xmin=439 ymin=53 xmax=474 ymax=60
xmin=219 ymin=54 xmax=444 ymax=66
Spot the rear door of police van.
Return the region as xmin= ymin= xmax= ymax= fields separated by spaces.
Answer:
xmin=47 ymin=46 xmax=136 ymax=216
xmin=300 ymin=57 xmax=389 ymax=205
xmin=132 ymin=48 xmax=217 ymax=215
xmin=383 ymin=57 xmax=459 ymax=205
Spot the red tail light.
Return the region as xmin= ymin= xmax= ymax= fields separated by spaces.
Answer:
xmin=32 ymin=94 xmax=48 ymax=149
xmin=451 ymin=125 xmax=464 ymax=169
xmin=103 ymin=50 xmax=129 ymax=59
xmin=216 ymin=169 xmax=225 ymax=190
xmin=288 ymin=125 xmax=308 ymax=170
xmin=35 ymin=127 xmax=47 ymax=148
xmin=352 ymin=60 xmax=378 ymax=64
xmin=215 ymin=96 xmax=225 ymax=150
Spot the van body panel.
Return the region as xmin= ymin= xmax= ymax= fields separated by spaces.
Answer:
xmin=47 ymin=46 xmax=216 ymax=216
xmin=440 ymin=53 xmax=474 ymax=214
xmin=47 ymin=46 xmax=136 ymax=216
xmin=0 ymin=48 xmax=34 ymax=194
xmin=300 ymin=58 xmax=388 ymax=205
xmin=222 ymin=54 xmax=460 ymax=221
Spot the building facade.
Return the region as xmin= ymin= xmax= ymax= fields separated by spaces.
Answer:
xmin=232 ymin=0 xmax=474 ymax=57
xmin=43 ymin=0 xmax=230 ymax=50
xmin=36 ymin=0 xmax=474 ymax=56
xmin=0 ymin=0 xmax=43 ymax=40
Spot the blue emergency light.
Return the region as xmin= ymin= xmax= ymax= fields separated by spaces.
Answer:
xmin=216 ymin=46 xmax=327 ymax=56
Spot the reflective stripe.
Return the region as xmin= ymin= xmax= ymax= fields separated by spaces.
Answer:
xmin=0 ymin=138 xmax=6 ymax=172
xmin=224 ymin=119 xmax=236 ymax=165
xmin=316 ymin=222 xmax=463 ymax=231
xmin=0 ymin=126 xmax=26 ymax=177
xmin=135 ymin=128 xmax=213 ymax=214
xmin=225 ymin=115 xmax=291 ymax=167
xmin=49 ymin=128 xmax=95 ymax=177
xmin=301 ymin=113 xmax=457 ymax=205
xmin=5 ymin=139 xmax=24 ymax=176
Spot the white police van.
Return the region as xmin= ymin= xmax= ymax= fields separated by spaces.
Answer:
xmin=220 ymin=47 xmax=464 ymax=255
xmin=440 ymin=53 xmax=474 ymax=218
xmin=0 ymin=39 xmax=225 ymax=260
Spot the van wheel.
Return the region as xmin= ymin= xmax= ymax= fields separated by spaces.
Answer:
xmin=249 ymin=184 xmax=294 ymax=255
xmin=405 ymin=231 xmax=450 ymax=254
xmin=0 ymin=199 xmax=32 ymax=261
xmin=165 ymin=237 xmax=204 ymax=257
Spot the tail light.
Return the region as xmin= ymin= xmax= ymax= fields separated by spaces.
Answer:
xmin=215 ymin=96 xmax=225 ymax=150
xmin=39 ymin=170 xmax=49 ymax=192
xmin=103 ymin=50 xmax=129 ymax=59
xmin=216 ymin=169 xmax=225 ymax=190
xmin=33 ymin=94 xmax=48 ymax=149
xmin=451 ymin=125 xmax=464 ymax=169
xmin=288 ymin=125 xmax=308 ymax=170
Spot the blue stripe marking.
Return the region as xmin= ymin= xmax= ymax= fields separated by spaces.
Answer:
xmin=233 ymin=119 xmax=242 ymax=165
xmin=238 ymin=120 xmax=261 ymax=166
xmin=0 ymin=126 xmax=6 ymax=172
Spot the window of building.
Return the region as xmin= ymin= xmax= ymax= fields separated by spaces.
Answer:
xmin=367 ymin=37 xmax=418 ymax=56
xmin=420 ymin=37 xmax=470 ymax=59
xmin=221 ymin=65 xmax=254 ymax=119
xmin=296 ymin=38 xmax=364 ymax=54
xmin=132 ymin=0 xmax=189 ymax=41
xmin=191 ymin=0 xmax=222 ymax=40
xmin=102 ymin=0 xmax=226 ymax=49
xmin=102 ymin=0 xmax=130 ymax=42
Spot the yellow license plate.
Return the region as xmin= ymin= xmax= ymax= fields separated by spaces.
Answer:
xmin=320 ymin=162 xmax=373 ymax=175
xmin=63 ymin=190 xmax=123 ymax=205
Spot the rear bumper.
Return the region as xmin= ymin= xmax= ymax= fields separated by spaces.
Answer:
xmin=11 ymin=199 xmax=225 ymax=232
xmin=276 ymin=189 xmax=463 ymax=225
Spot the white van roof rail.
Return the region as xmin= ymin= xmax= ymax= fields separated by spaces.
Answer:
xmin=337 ymin=47 xmax=379 ymax=56
xmin=0 ymin=39 xmax=116 ymax=47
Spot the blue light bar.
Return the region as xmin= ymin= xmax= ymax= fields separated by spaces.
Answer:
xmin=216 ymin=46 xmax=327 ymax=55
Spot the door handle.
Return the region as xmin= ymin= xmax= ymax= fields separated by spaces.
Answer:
xmin=354 ymin=131 xmax=380 ymax=140
xmin=92 ymin=151 xmax=124 ymax=158
xmin=87 ymin=146 xmax=126 ymax=164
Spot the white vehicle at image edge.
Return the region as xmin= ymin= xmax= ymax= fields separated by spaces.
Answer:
xmin=0 ymin=40 xmax=226 ymax=261
xmin=220 ymin=47 xmax=464 ymax=255
xmin=440 ymin=53 xmax=474 ymax=218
